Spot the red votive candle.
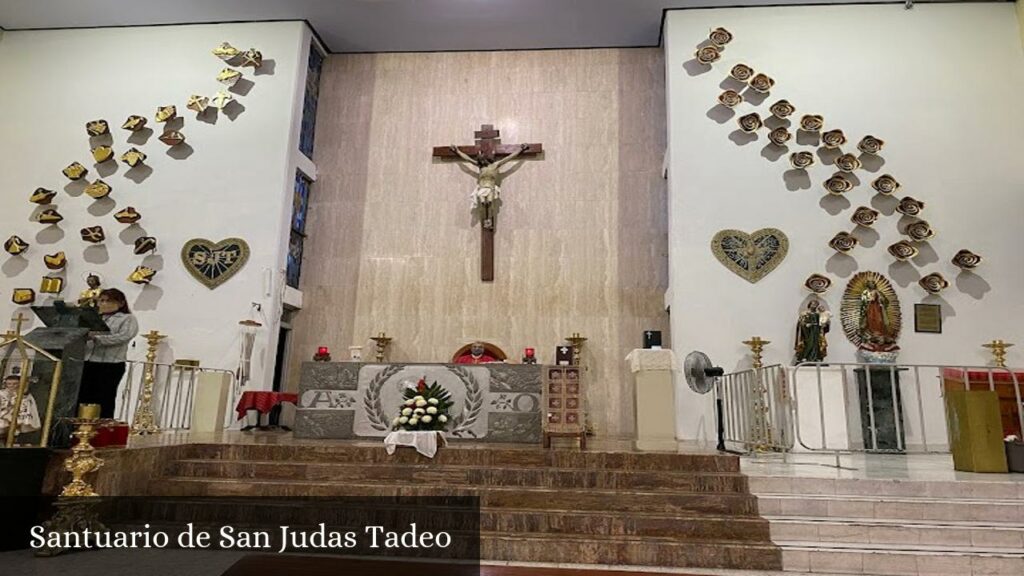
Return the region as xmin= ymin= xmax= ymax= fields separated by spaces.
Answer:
xmin=525 ymin=348 xmax=535 ymax=357
xmin=317 ymin=346 xmax=329 ymax=356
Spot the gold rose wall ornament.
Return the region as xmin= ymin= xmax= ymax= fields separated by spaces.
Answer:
xmin=748 ymin=73 xmax=774 ymax=94
xmin=114 ymin=207 xmax=141 ymax=224
xmin=63 ymin=162 xmax=88 ymax=181
xmin=694 ymin=45 xmax=721 ymax=65
xmin=888 ymin=240 xmax=919 ymax=261
xmin=829 ymin=231 xmax=859 ymax=253
xmin=905 ymin=220 xmax=935 ymax=242
xmin=799 ymin=114 xmax=824 ymax=132
xmin=824 ymin=174 xmax=854 ymax=195
xmin=212 ymin=42 xmax=241 ymax=60
xmin=834 ymin=153 xmax=861 ymax=173
xmin=709 ymin=27 xmax=733 ymax=47
xmin=187 ymin=94 xmax=210 ymax=114
xmin=871 ymin=174 xmax=900 ymax=195
xmin=159 ymin=131 xmax=185 ymax=146
xmin=857 ymin=135 xmax=885 ymax=155
xmin=737 ymin=112 xmax=762 ymax=133
xmin=30 ymin=188 xmax=56 ymax=204
xmin=155 ymin=105 xmax=177 ymax=123
xmin=804 ymin=273 xmax=832 ymax=294
xmin=790 ymin=151 xmax=815 ymax=170
xmin=121 ymin=148 xmax=147 ymax=167
xmin=4 ymin=235 xmax=29 ymax=256
xmin=84 ymin=180 xmax=112 ymax=199
xmin=86 ymin=119 xmax=109 ymax=137
xmin=952 ymin=249 xmax=982 ymax=269
xmin=38 ymin=208 xmax=64 ymax=224
xmin=896 ymin=196 xmax=925 ymax=216
xmin=821 ymin=129 xmax=847 ymax=149
xmin=91 ymin=145 xmax=114 ymax=164
xmin=919 ymin=273 xmax=949 ymax=294
xmin=769 ymin=99 xmax=795 ymax=118
xmin=851 ymin=206 xmax=880 ymax=227
xmin=768 ymin=127 xmax=791 ymax=146
xmin=718 ymin=90 xmax=743 ymax=108
xmin=729 ymin=63 xmax=754 ymax=82
xmin=122 ymin=115 xmax=148 ymax=131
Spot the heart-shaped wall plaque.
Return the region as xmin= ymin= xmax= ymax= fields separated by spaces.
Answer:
xmin=181 ymin=237 xmax=250 ymax=289
xmin=711 ymin=228 xmax=789 ymax=283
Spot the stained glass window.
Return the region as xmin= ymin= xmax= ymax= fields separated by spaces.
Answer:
xmin=299 ymin=42 xmax=324 ymax=159
xmin=286 ymin=231 xmax=305 ymax=289
xmin=287 ymin=171 xmax=312 ymax=289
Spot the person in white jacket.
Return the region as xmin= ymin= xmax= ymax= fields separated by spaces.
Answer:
xmin=78 ymin=288 xmax=139 ymax=418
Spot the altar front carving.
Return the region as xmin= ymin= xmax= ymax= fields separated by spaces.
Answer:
xmin=294 ymin=362 xmax=542 ymax=443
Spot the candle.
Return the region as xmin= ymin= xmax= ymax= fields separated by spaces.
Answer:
xmin=525 ymin=348 xmax=535 ymax=357
xmin=78 ymin=403 xmax=101 ymax=420
xmin=317 ymin=346 xmax=329 ymax=356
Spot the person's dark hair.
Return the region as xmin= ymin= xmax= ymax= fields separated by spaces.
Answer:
xmin=99 ymin=288 xmax=130 ymax=314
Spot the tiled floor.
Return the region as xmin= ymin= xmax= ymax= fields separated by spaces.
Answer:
xmin=740 ymin=451 xmax=1024 ymax=483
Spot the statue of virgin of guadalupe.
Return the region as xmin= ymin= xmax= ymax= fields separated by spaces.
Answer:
xmin=858 ymin=280 xmax=899 ymax=352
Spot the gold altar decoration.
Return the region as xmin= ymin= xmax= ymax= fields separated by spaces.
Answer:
xmin=30 ymin=188 xmax=56 ymax=204
xmin=982 ymin=340 xmax=1014 ymax=368
xmin=77 ymin=404 xmax=100 ymax=419
xmin=217 ymin=68 xmax=242 ymax=87
xmin=857 ymin=135 xmax=885 ymax=155
xmin=1 ymin=313 xmax=63 ymax=448
xmin=718 ymin=90 xmax=742 ymax=108
xmin=85 ymin=179 xmax=112 ymax=199
xmin=821 ymin=129 xmax=846 ymax=149
xmin=840 ymin=271 xmax=902 ymax=350
xmin=799 ymin=114 xmax=824 ymax=132
xmin=187 ymin=94 xmax=210 ymax=113
xmin=132 ymin=330 xmax=165 ymax=435
xmin=709 ymin=27 xmax=733 ymax=47
xmin=896 ymin=196 xmax=925 ymax=217
xmin=711 ymin=228 xmax=789 ymax=283
xmin=829 ymin=231 xmax=859 ymax=253
xmin=114 ymin=206 xmax=141 ymax=224
xmin=851 ymin=206 xmax=880 ymax=227
xmin=60 ymin=417 xmax=116 ymax=496
xmin=4 ymin=235 xmax=29 ymax=255
xmin=695 ymin=45 xmax=721 ymax=65
xmin=39 ymin=276 xmax=64 ymax=294
xmin=43 ymin=251 xmax=67 ymax=270
xmin=742 ymin=336 xmax=773 ymax=453
xmin=62 ymin=162 xmax=88 ymax=181
xmin=729 ymin=63 xmax=754 ymax=82
xmin=91 ymin=145 xmax=114 ymax=164
xmin=133 ymin=236 xmax=157 ymax=255
xmin=767 ymin=127 xmax=791 ymax=146
xmin=155 ymin=105 xmax=177 ymax=122
xmin=127 ymin=266 xmax=156 ymax=285
xmin=952 ymin=249 xmax=982 ymax=270
xmin=743 ymin=336 xmax=770 ymax=369
xmin=86 ymin=119 xmax=109 ymax=136
xmin=38 ymin=208 xmax=64 ymax=224
xmin=212 ymin=90 xmax=234 ymax=109
xmin=919 ymin=273 xmax=949 ymax=294
xmin=120 ymin=147 xmax=147 ymax=167
xmin=12 ymin=289 xmax=35 ymax=305
xmin=748 ymin=73 xmax=774 ymax=94
xmin=565 ymin=333 xmax=587 ymax=366
xmin=769 ymin=99 xmax=795 ymax=119
xmin=121 ymin=115 xmax=147 ymax=131
xmin=835 ymin=153 xmax=861 ymax=173
xmin=737 ymin=112 xmax=762 ymax=133
xmin=370 ymin=332 xmax=392 ymax=363
xmin=824 ymin=174 xmax=853 ymax=195
xmin=790 ymin=151 xmax=815 ymax=170
xmin=80 ymin=226 xmax=105 ymax=243
xmin=905 ymin=220 xmax=935 ymax=242
xmin=804 ymin=273 xmax=832 ymax=294
xmin=159 ymin=130 xmax=185 ymax=146
xmin=241 ymin=48 xmax=263 ymax=68
xmin=213 ymin=42 xmax=241 ymax=60
xmin=871 ymin=174 xmax=900 ymax=195
xmin=888 ymin=240 xmax=919 ymax=261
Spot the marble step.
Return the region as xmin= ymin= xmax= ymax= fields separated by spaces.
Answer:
xmin=152 ymin=477 xmax=762 ymax=516
xmin=768 ymin=516 xmax=1024 ymax=549
xmin=175 ymin=443 xmax=739 ymax=473
xmin=750 ymin=476 xmax=1024 ymax=500
xmin=781 ymin=542 xmax=1024 ymax=576
xmin=165 ymin=459 xmax=751 ymax=493
xmin=756 ymin=493 xmax=1024 ymax=523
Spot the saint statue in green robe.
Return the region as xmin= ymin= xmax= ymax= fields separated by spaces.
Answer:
xmin=794 ymin=300 xmax=831 ymax=364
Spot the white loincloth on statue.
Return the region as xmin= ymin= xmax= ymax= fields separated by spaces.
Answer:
xmin=471 ymin=185 xmax=500 ymax=208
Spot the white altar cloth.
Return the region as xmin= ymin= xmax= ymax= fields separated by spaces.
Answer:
xmin=384 ymin=430 xmax=448 ymax=458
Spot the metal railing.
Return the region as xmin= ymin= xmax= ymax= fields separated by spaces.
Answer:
xmin=715 ymin=364 xmax=791 ymax=453
xmin=116 ymin=361 xmax=238 ymax=430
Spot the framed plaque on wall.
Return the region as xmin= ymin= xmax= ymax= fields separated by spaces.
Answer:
xmin=914 ymin=303 xmax=942 ymax=334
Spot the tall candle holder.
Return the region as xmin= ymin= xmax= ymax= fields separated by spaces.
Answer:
xmin=565 ymin=333 xmax=587 ymax=366
xmin=370 ymin=332 xmax=392 ymax=363
xmin=982 ymin=340 xmax=1014 ymax=368
xmin=742 ymin=336 xmax=770 ymax=369
xmin=742 ymin=336 xmax=772 ymax=452
xmin=131 ymin=330 xmax=165 ymax=435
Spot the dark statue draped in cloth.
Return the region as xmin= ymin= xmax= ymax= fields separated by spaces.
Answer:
xmin=794 ymin=300 xmax=831 ymax=363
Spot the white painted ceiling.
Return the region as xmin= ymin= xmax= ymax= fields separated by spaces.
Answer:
xmin=0 ymin=0 xmax=929 ymax=53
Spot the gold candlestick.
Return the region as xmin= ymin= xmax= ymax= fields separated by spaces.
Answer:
xmin=742 ymin=336 xmax=770 ymax=369
xmin=565 ymin=333 xmax=587 ymax=366
xmin=131 ymin=330 xmax=165 ymax=435
xmin=60 ymin=418 xmax=115 ymax=497
xmin=370 ymin=332 xmax=392 ymax=363
xmin=982 ymin=340 xmax=1014 ymax=368
xmin=742 ymin=336 xmax=772 ymax=452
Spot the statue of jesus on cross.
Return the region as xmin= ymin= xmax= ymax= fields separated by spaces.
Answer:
xmin=449 ymin=142 xmax=530 ymax=231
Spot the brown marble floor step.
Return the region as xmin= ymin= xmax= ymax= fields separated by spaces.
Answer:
xmin=177 ymin=443 xmax=739 ymax=473
xmin=152 ymin=477 xmax=761 ymax=515
xmin=164 ymin=459 xmax=751 ymax=493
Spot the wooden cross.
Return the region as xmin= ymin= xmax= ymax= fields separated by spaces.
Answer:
xmin=433 ymin=124 xmax=543 ymax=282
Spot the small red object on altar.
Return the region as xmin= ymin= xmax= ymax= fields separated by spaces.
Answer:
xmin=313 ymin=346 xmax=331 ymax=362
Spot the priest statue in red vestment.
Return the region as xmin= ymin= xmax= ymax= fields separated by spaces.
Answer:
xmin=455 ymin=342 xmax=499 ymax=364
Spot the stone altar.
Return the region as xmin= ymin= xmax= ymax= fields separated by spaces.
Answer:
xmin=294 ymin=362 xmax=543 ymax=442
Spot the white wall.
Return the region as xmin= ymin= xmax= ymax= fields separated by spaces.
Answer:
xmin=666 ymin=4 xmax=1024 ymax=441
xmin=0 ymin=22 xmax=310 ymax=390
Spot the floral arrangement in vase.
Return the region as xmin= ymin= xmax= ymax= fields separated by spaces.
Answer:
xmin=392 ymin=377 xmax=454 ymax=432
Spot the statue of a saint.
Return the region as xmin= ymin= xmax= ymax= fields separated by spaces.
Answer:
xmin=449 ymin=143 xmax=530 ymax=230
xmin=77 ymin=273 xmax=102 ymax=308
xmin=858 ymin=280 xmax=899 ymax=352
xmin=794 ymin=300 xmax=831 ymax=364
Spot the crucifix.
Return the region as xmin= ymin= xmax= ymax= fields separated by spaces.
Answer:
xmin=433 ymin=124 xmax=543 ymax=282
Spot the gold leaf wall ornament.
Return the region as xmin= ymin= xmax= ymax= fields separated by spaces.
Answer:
xmin=896 ymin=196 xmax=925 ymax=217
xmin=823 ymin=174 xmax=854 ymax=195
xmin=710 ymin=228 xmax=788 ymax=283
xmin=790 ymin=151 xmax=815 ymax=170
xmin=187 ymin=94 xmax=210 ymax=113
xmin=748 ymin=73 xmax=774 ymax=93
xmin=804 ymin=273 xmax=832 ymax=294
xmin=841 ymin=271 xmax=902 ymax=350
xmin=133 ymin=236 xmax=157 ymax=255
xmin=768 ymin=127 xmax=791 ymax=146
xmin=84 ymin=180 xmax=112 ymax=199
xmin=241 ymin=49 xmax=263 ymax=68
xmin=821 ymin=129 xmax=847 ymax=149
xmin=799 ymin=114 xmax=824 ymax=132
xmin=80 ymin=226 xmax=106 ymax=243
xmin=737 ymin=112 xmax=762 ymax=133
xmin=211 ymin=91 xmax=234 ymax=109
xmin=128 ymin=266 xmax=157 ymax=285
xmin=769 ymin=99 xmax=795 ymax=118
xmin=871 ymin=174 xmax=900 ymax=195
xmin=114 ymin=207 xmax=141 ymax=224
xmin=851 ymin=206 xmax=880 ymax=227
xmin=12 ymin=289 xmax=35 ymax=305
xmin=829 ymin=231 xmax=859 ymax=253
xmin=38 ymin=208 xmax=64 ymax=224
xmin=709 ymin=27 xmax=733 ymax=47
xmin=919 ymin=273 xmax=949 ymax=294
xmin=62 ymin=162 xmax=88 ymax=181
xmin=121 ymin=148 xmax=147 ymax=167
xmin=86 ymin=119 xmax=110 ymax=136
xmin=159 ymin=131 xmax=185 ymax=146
xmin=155 ymin=105 xmax=177 ymax=122
xmin=30 ymin=188 xmax=57 ymax=204
xmin=857 ymin=135 xmax=885 ymax=155
xmin=91 ymin=145 xmax=114 ymax=164
xmin=4 ymin=235 xmax=29 ymax=256
xmin=695 ymin=45 xmax=721 ymax=65
xmin=212 ymin=42 xmax=241 ymax=61
xmin=43 ymin=251 xmax=66 ymax=270
xmin=952 ymin=249 xmax=982 ymax=270
xmin=834 ymin=153 xmax=861 ymax=173
xmin=122 ymin=115 xmax=148 ymax=131
xmin=905 ymin=220 xmax=935 ymax=242
xmin=217 ymin=68 xmax=242 ymax=87
xmin=718 ymin=90 xmax=743 ymax=108
xmin=887 ymin=240 xmax=919 ymax=261
xmin=729 ymin=63 xmax=754 ymax=82
xmin=39 ymin=276 xmax=64 ymax=294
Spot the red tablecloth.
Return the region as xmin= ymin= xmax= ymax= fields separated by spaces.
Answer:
xmin=235 ymin=391 xmax=298 ymax=420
